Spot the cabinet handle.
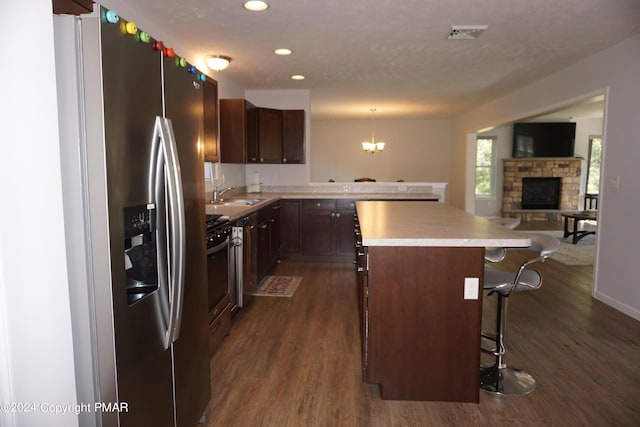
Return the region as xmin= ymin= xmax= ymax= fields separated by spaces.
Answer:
xmin=316 ymin=202 xmax=321 ymax=207
xmin=357 ymin=267 xmax=364 ymax=272
xmin=270 ymin=218 xmax=275 ymax=223
xmin=336 ymin=212 xmax=341 ymax=218
xmin=331 ymin=212 xmax=336 ymax=217
xmin=260 ymin=223 xmax=268 ymax=229
xmin=283 ymin=157 xmax=287 ymax=163
xmin=251 ymin=157 xmax=257 ymax=161
xmin=260 ymin=158 xmax=264 ymax=162
xmin=357 ymin=251 xmax=365 ymax=256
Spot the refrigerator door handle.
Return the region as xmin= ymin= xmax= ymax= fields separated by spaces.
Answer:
xmin=149 ymin=117 xmax=171 ymax=348
xmin=161 ymin=117 xmax=186 ymax=346
xmin=149 ymin=116 xmax=186 ymax=349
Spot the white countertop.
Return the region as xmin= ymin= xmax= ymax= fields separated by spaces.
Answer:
xmin=356 ymin=201 xmax=531 ymax=247
xmin=205 ymin=192 xmax=440 ymax=222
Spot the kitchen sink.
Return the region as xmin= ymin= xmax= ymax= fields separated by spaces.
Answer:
xmin=222 ymin=198 xmax=265 ymax=206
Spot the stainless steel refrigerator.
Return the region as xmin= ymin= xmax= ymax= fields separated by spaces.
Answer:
xmin=59 ymin=8 xmax=210 ymax=426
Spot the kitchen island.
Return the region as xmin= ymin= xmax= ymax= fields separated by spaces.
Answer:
xmin=355 ymin=201 xmax=530 ymax=403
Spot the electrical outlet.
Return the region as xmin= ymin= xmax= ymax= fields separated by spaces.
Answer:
xmin=464 ymin=277 xmax=479 ymax=300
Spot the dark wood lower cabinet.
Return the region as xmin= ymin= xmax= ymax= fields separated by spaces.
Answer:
xmin=292 ymin=199 xmax=356 ymax=262
xmin=257 ymin=201 xmax=281 ymax=281
xmin=280 ymin=200 xmax=301 ymax=256
xmin=362 ymin=246 xmax=484 ymax=402
xmin=301 ymin=200 xmax=335 ymax=258
xmin=279 ymin=198 xmax=436 ymax=262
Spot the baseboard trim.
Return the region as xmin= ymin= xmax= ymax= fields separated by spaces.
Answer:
xmin=594 ymin=290 xmax=640 ymax=322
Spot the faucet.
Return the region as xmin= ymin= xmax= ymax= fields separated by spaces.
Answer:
xmin=212 ymin=186 xmax=235 ymax=204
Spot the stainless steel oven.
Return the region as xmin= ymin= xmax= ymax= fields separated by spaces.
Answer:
xmin=205 ymin=215 xmax=232 ymax=320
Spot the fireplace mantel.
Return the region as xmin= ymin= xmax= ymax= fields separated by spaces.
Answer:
xmin=502 ymin=158 xmax=583 ymax=221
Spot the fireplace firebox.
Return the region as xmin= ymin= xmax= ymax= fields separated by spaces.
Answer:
xmin=521 ymin=177 xmax=561 ymax=209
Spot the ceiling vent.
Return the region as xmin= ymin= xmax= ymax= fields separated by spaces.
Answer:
xmin=447 ymin=25 xmax=488 ymax=40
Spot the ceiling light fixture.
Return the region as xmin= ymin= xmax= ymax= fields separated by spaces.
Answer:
xmin=243 ymin=1 xmax=269 ymax=12
xmin=362 ymin=108 xmax=385 ymax=154
xmin=274 ymin=48 xmax=292 ymax=56
xmin=205 ymin=55 xmax=232 ymax=71
xmin=291 ymin=75 xmax=305 ymax=80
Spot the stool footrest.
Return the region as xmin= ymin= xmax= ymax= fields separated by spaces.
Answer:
xmin=480 ymin=364 xmax=536 ymax=395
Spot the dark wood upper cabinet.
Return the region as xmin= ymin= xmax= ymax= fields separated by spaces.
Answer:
xmin=202 ymin=77 xmax=219 ymax=163
xmin=282 ymin=110 xmax=305 ymax=164
xmin=256 ymin=108 xmax=283 ymax=163
xmin=53 ymin=0 xmax=93 ymax=15
xmin=219 ymin=99 xmax=257 ymax=163
xmin=219 ymin=99 xmax=304 ymax=164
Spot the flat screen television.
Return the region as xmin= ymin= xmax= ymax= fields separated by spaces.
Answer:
xmin=512 ymin=122 xmax=576 ymax=158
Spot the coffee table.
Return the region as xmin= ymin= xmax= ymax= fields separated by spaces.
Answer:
xmin=562 ymin=210 xmax=597 ymax=244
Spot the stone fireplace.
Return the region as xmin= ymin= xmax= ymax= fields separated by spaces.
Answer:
xmin=503 ymin=158 xmax=582 ymax=221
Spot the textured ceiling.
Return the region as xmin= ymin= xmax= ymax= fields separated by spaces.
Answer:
xmin=117 ymin=0 xmax=640 ymax=119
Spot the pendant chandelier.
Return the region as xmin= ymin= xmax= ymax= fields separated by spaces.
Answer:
xmin=362 ymin=108 xmax=385 ymax=154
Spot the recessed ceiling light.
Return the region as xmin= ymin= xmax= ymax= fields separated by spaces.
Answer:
xmin=274 ymin=48 xmax=292 ymax=56
xmin=291 ymin=75 xmax=305 ymax=80
xmin=243 ymin=1 xmax=269 ymax=12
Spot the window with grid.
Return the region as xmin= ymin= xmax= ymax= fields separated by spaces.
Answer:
xmin=475 ymin=136 xmax=496 ymax=197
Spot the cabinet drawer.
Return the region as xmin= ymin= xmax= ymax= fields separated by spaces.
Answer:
xmin=302 ymin=199 xmax=336 ymax=211
xmin=336 ymin=199 xmax=357 ymax=211
xmin=208 ymin=304 xmax=231 ymax=357
xmin=258 ymin=201 xmax=280 ymax=222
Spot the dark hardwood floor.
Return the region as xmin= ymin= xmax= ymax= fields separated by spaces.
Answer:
xmin=206 ymin=252 xmax=640 ymax=426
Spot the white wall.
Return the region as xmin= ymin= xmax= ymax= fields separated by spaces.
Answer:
xmin=452 ymin=34 xmax=640 ymax=321
xmin=0 ymin=1 xmax=79 ymax=426
xmin=311 ymin=119 xmax=452 ymax=183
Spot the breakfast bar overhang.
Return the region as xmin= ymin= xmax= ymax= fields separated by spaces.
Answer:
xmin=355 ymin=201 xmax=531 ymax=402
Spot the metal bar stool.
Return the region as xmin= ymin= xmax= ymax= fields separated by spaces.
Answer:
xmin=480 ymin=233 xmax=560 ymax=395
xmin=485 ymin=217 xmax=521 ymax=263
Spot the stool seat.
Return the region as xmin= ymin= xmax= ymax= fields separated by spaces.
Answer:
xmin=484 ymin=268 xmax=542 ymax=293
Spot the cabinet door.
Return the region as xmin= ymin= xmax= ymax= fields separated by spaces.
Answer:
xmin=257 ymin=202 xmax=281 ymax=280
xmin=256 ymin=108 xmax=282 ymax=163
xmin=257 ymin=217 xmax=271 ymax=280
xmin=282 ymin=110 xmax=305 ymax=164
xmin=280 ymin=200 xmax=301 ymax=255
xmin=202 ymin=78 xmax=218 ymax=162
xmin=356 ymin=244 xmax=369 ymax=381
xmin=219 ymin=99 xmax=256 ymax=163
xmin=246 ymin=105 xmax=258 ymax=163
xmin=335 ymin=200 xmax=357 ymax=259
xmin=270 ymin=202 xmax=281 ymax=261
xmin=301 ymin=200 xmax=335 ymax=257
